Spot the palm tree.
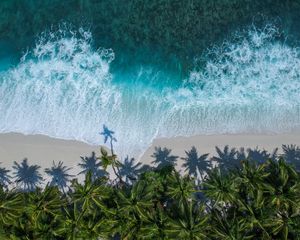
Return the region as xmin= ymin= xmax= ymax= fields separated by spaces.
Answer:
xmin=203 ymin=168 xmax=237 ymax=206
xmin=209 ymin=208 xmax=252 ymax=239
xmin=138 ymin=203 xmax=168 ymax=239
xmin=26 ymin=186 xmax=64 ymax=238
xmin=45 ymin=161 xmax=73 ymax=192
xmin=0 ymin=188 xmax=23 ymax=229
xmin=166 ymin=171 xmax=196 ymax=206
xmin=151 ymin=147 xmax=178 ymax=169
xmin=166 ymin=201 xmax=208 ymax=239
xmin=99 ymin=147 xmax=122 ymax=183
xmin=264 ymin=158 xmax=300 ymax=239
xmin=119 ymin=156 xmax=142 ymax=183
xmin=62 ymin=172 xmax=115 ymax=239
xmin=182 ymin=146 xmax=210 ymax=181
xmin=212 ymin=145 xmax=239 ymax=170
xmin=115 ymin=179 xmax=154 ymax=239
xmin=100 ymin=124 xmax=117 ymax=154
xmin=0 ymin=163 xmax=11 ymax=188
xmin=78 ymin=152 xmax=107 ymax=181
xmin=12 ymin=158 xmax=43 ymax=191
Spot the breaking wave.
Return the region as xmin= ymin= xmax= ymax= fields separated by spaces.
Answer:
xmin=0 ymin=25 xmax=299 ymax=158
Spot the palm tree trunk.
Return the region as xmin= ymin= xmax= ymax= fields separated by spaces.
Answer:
xmin=109 ymin=137 xmax=123 ymax=183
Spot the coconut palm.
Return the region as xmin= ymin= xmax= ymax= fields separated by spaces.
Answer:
xmin=119 ymin=156 xmax=142 ymax=183
xmin=166 ymin=201 xmax=208 ymax=239
xmin=263 ymin=159 xmax=300 ymax=239
xmin=115 ymin=179 xmax=154 ymax=239
xmin=203 ymin=168 xmax=237 ymax=206
xmin=78 ymin=152 xmax=107 ymax=181
xmin=182 ymin=146 xmax=210 ymax=181
xmin=26 ymin=186 xmax=64 ymax=238
xmin=266 ymin=159 xmax=300 ymax=211
xmin=99 ymin=147 xmax=122 ymax=183
xmin=71 ymin=172 xmax=113 ymax=215
xmin=12 ymin=158 xmax=43 ymax=191
xmin=0 ymin=188 xmax=23 ymax=229
xmin=139 ymin=203 xmax=168 ymax=239
xmin=64 ymin=172 xmax=115 ymax=239
xmin=45 ymin=161 xmax=73 ymax=192
xmin=151 ymin=147 xmax=178 ymax=169
xmin=166 ymin=171 xmax=196 ymax=205
xmin=209 ymin=208 xmax=253 ymax=240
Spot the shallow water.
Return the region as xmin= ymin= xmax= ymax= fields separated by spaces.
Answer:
xmin=0 ymin=23 xmax=299 ymax=158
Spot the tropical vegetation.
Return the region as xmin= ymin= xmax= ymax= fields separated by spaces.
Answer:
xmin=0 ymin=127 xmax=299 ymax=239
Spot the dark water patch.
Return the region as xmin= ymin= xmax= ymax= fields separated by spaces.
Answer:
xmin=1 ymin=0 xmax=299 ymax=71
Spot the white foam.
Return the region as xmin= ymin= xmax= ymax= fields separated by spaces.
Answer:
xmin=0 ymin=25 xmax=299 ymax=158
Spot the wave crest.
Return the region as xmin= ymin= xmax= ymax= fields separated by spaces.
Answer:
xmin=0 ymin=25 xmax=300 ymax=158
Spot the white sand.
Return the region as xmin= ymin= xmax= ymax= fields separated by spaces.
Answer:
xmin=142 ymin=133 xmax=300 ymax=169
xmin=0 ymin=133 xmax=99 ymax=182
xmin=0 ymin=132 xmax=299 ymax=178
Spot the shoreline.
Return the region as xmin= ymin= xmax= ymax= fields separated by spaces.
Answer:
xmin=0 ymin=132 xmax=299 ymax=176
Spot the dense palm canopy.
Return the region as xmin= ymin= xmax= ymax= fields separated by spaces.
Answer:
xmin=0 ymin=144 xmax=300 ymax=239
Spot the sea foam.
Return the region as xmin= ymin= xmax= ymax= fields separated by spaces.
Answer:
xmin=0 ymin=25 xmax=299 ymax=158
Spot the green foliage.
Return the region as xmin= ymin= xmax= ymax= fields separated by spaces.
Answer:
xmin=1 ymin=148 xmax=300 ymax=239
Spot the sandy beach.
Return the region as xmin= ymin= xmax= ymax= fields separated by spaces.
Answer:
xmin=0 ymin=132 xmax=299 ymax=177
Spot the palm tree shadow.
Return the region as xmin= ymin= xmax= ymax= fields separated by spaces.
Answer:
xmin=151 ymin=147 xmax=178 ymax=169
xmin=212 ymin=145 xmax=239 ymax=171
xmin=0 ymin=163 xmax=11 ymax=189
xmin=282 ymin=144 xmax=300 ymax=170
xmin=119 ymin=156 xmax=142 ymax=183
xmin=100 ymin=124 xmax=117 ymax=154
xmin=181 ymin=146 xmax=210 ymax=181
xmin=13 ymin=158 xmax=43 ymax=191
xmin=136 ymin=164 xmax=154 ymax=175
xmin=45 ymin=161 xmax=73 ymax=192
xmin=247 ymin=147 xmax=278 ymax=164
xmin=78 ymin=152 xmax=108 ymax=181
xmin=236 ymin=147 xmax=247 ymax=162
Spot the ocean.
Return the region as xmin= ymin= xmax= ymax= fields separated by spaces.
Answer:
xmin=0 ymin=1 xmax=299 ymax=157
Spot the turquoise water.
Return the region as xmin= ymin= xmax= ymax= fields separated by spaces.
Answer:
xmin=0 ymin=24 xmax=300 ymax=157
